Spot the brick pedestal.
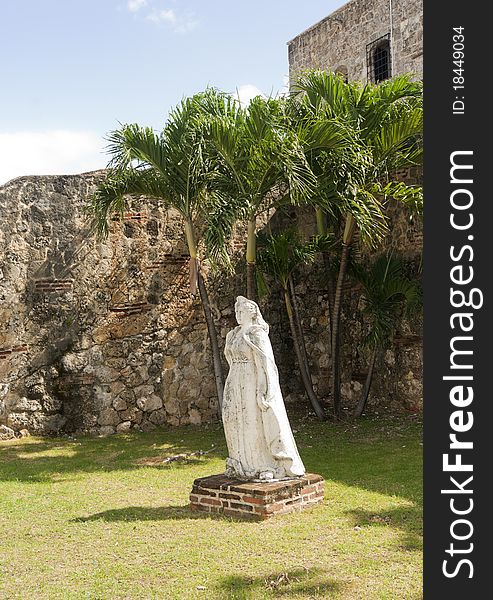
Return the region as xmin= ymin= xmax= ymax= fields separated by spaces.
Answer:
xmin=190 ymin=473 xmax=324 ymax=520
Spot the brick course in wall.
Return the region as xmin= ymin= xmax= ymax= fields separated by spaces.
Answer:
xmin=190 ymin=473 xmax=324 ymax=520
xmin=34 ymin=279 xmax=74 ymax=293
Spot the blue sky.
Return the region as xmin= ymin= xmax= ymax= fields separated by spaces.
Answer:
xmin=0 ymin=0 xmax=346 ymax=185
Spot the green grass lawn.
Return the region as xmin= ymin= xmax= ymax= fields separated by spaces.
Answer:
xmin=0 ymin=412 xmax=422 ymax=600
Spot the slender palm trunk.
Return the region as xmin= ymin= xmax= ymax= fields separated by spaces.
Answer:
xmin=285 ymin=288 xmax=326 ymax=420
xmin=353 ymin=348 xmax=377 ymax=418
xmin=184 ymin=219 xmax=198 ymax=296
xmin=288 ymin=276 xmax=310 ymax=369
xmin=331 ymin=214 xmax=356 ymax=419
xmin=184 ymin=218 xmax=224 ymax=411
xmin=315 ymin=205 xmax=326 ymax=237
xmin=315 ymin=206 xmax=333 ymax=351
xmin=197 ymin=270 xmax=224 ymax=411
xmin=246 ymin=218 xmax=257 ymax=302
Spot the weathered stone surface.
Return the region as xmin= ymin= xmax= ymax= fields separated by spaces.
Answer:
xmin=134 ymin=384 xmax=155 ymax=398
xmin=113 ymin=400 xmax=127 ymax=414
xmin=140 ymin=420 xmax=157 ymax=432
xmin=42 ymin=395 xmax=63 ymax=414
xmin=99 ymin=426 xmax=116 ymax=436
xmin=148 ymin=408 xmax=167 ymax=426
xmin=6 ymin=412 xmax=32 ymax=430
xmin=0 ymin=172 xmax=224 ymax=435
xmin=36 ymin=414 xmax=67 ymax=433
xmin=189 ymin=408 xmax=202 ymax=425
xmin=116 ymin=421 xmax=132 ymax=433
xmin=11 ymin=397 xmax=42 ymax=413
xmin=61 ymin=353 xmax=88 ymax=373
xmin=288 ymin=0 xmax=422 ymax=83
xmin=120 ymin=407 xmax=143 ymax=423
xmin=136 ymin=395 xmax=162 ymax=412
xmin=98 ymin=408 xmax=120 ymax=427
xmin=0 ymin=424 xmax=16 ymax=441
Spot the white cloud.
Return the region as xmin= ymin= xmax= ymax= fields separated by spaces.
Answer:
xmin=146 ymin=8 xmax=198 ymax=33
xmin=279 ymin=75 xmax=290 ymax=97
xmin=0 ymin=131 xmax=106 ymax=186
xmin=146 ymin=8 xmax=176 ymax=24
xmin=127 ymin=0 xmax=147 ymax=12
xmin=235 ymin=84 xmax=266 ymax=107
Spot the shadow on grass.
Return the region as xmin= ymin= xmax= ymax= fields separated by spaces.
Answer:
xmin=296 ymin=416 xmax=422 ymax=506
xmin=0 ymin=415 xmax=422 ymax=510
xmin=347 ymin=506 xmax=423 ymax=552
xmin=71 ymin=504 xmax=237 ymax=523
xmin=217 ymin=568 xmax=348 ymax=599
xmin=0 ymin=428 xmax=226 ymax=483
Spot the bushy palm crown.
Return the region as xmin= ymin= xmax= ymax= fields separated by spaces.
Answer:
xmin=256 ymin=229 xmax=332 ymax=291
xmin=351 ymin=254 xmax=421 ymax=349
xmin=86 ymin=88 xmax=234 ymax=239
xmin=205 ymin=96 xmax=314 ymax=217
xmin=291 ymin=71 xmax=423 ymax=246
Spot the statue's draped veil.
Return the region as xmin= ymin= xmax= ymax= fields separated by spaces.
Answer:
xmin=235 ymin=296 xmax=269 ymax=333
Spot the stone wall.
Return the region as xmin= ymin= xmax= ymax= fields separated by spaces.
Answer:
xmin=0 ymin=171 xmax=422 ymax=437
xmin=288 ymin=0 xmax=423 ymax=83
xmin=0 ymin=172 xmax=225 ymax=436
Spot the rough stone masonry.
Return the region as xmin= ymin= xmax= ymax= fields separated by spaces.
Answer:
xmin=0 ymin=172 xmax=225 ymax=436
xmin=0 ymin=1 xmax=424 ymax=438
xmin=288 ymin=0 xmax=423 ymax=83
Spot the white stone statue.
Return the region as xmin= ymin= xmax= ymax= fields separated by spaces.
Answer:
xmin=222 ymin=296 xmax=305 ymax=481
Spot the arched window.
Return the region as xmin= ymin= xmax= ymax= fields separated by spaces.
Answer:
xmin=366 ymin=34 xmax=392 ymax=83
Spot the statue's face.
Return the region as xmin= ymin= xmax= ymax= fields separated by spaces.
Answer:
xmin=235 ymin=300 xmax=256 ymax=325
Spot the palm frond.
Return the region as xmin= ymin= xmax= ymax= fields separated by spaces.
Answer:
xmin=380 ymin=181 xmax=423 ymax=215
xmin=86 ymin=168 xmax=169 ymax=238
xmin=350 ymin=253 xmax=422 ymax=349
xmin=256 ymin=229 xmax=332 ymax=289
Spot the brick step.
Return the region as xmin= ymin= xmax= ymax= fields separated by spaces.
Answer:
xmin=190 ymin=472 xmax=324 ymax=520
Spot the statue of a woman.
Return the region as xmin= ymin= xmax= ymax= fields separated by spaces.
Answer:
xmin=222 ymin=296 xmax=305 ymax=481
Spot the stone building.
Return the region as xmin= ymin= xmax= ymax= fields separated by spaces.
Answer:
xmin=288 ymin=0 xmax=422 ymax=83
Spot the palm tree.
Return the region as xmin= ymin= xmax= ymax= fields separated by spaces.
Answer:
xmin=256 ymin=230 xmax=329 ymax=420
xmin=86 ymin=89 xmax=234 ymax=411
xmin=284 ymin=88 xmax=351 ymax=337
xmin=203 ymin=95 xmax=323 ymax=301
xmin=350 ymin=254 xmax=421 ymax=417
xmin=292 ymin=71 xmax=423 ymax=418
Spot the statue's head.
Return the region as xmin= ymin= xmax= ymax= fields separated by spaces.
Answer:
xmin=235 ymin=296 xmax=269 ymax=332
